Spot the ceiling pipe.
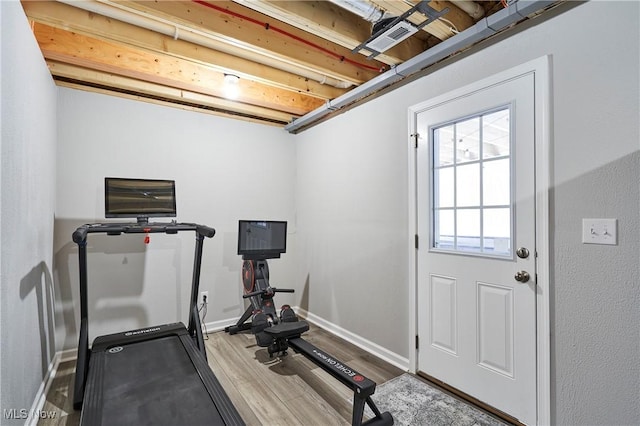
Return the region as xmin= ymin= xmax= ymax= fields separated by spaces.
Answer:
xmin=450 ymin=0 xmax=485 ymax=20
xmin=285 ymin=0 xmax=557 ymax=133
xmin=327 ymin=0 xmax=392 ymax=22
xmin=332 ymin=0 xmax=484 ymax=23
xmin=56 ymin=0 xmax=354 ymax=89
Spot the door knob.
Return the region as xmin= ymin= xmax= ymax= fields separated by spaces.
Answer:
xmin=514 ymin=271 xmax=530 ymax=283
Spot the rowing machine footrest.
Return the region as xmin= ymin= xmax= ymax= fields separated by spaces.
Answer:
xmin=251 ymin=312 xmax=275 ymax=347
xmin=264 ymin=321 xmax=309 ymax=340
xmin=251 ymin=312 xmax=269 ymax=333
xmin=280 ymin=306 xmax=298 ymax=322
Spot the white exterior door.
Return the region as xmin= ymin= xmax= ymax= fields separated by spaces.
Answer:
xmin=415 ymin=73 xmax=537 ymax=425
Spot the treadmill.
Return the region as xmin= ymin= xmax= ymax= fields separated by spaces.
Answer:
xmin=72 ymin=222 xmax=244 ymax=426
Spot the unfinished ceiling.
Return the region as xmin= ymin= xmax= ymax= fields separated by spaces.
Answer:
xmin=22 ymin=0 xmax=556 ymax=129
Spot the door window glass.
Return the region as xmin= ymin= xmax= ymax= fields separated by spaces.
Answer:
xmin=432 ymin=107 xmax=512 ymax=256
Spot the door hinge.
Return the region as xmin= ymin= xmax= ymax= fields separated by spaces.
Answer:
xmin=415 ymin=335 xmax=419 ymax=350
xmin=415 ymin=234 xmax=419 ymax=250
xmin=411 ymin=133 xmax=419 ymax=148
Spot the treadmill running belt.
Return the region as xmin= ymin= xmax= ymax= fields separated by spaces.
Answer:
xmin=99 ymin=335 xmax=224 ymax=425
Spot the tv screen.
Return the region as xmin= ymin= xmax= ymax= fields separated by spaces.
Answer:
xmin=104 ymin=177 xmax=176 ymax=222
xmin=237 ymin=220 xmax=287 ymax=259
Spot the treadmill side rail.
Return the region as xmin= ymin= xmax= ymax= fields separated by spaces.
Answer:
xmin=179 ymin=334 xmax=245 ymax=426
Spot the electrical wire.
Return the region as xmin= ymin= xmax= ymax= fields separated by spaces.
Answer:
xmin=198 ymin=299 xmax=209 ymax=339
xmin=438 ymin=17 xmax=460 ymax=35
xmin=192 ymin=0 xmax=386 ymax=73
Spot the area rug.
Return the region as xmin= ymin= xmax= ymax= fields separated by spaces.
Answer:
xmin=369 ymin=374 xmax=508 ymax=426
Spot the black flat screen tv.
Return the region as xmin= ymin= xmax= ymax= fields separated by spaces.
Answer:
xmin=104 ymin=177 xmax=176 ymax=223
xmin=237 ymin=220 xmax=287 ymax=260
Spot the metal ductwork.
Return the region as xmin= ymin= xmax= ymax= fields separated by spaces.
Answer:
xmin=332 ymin=0 xmax=449 ymax=59
xmin=365 ymin=19 xmax=420 ymax=53
xmin=285 ymin=0 xmax=558 ymax=133
xmin=329 ymin=0 xmax=412 ymax=55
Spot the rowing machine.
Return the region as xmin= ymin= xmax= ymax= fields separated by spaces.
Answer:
xmin=226 ymin=220 xmax=394 ymax=426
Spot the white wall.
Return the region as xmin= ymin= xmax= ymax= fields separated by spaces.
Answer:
xmin=294 ymin=102 xmax=409 ymax=354
xmin=54 ymin=90 xmax=297 ymax=346
xmin=0 ymin=1 xmax=58 ymax=423
xmin=295 ymin=1 xmax=639 ymax=424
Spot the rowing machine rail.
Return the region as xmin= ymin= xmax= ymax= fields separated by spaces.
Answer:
xmin=264 ymin=322 xmax=393 ymax=426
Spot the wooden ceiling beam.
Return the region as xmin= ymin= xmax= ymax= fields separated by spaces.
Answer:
xmin=119 ymin=0 xmax=386 ymax=84
xmin=22 ymin=1 xmax=347 ymax=100
xmin=56 ymin=80 xmax=289 ymax=126
xmin=233 ymin=0 xmax=426 ymax=65
xmin=32 ymin=22 xmax=325 ymax=116
xmin=47 ymin=60 xmax=296 ymax=125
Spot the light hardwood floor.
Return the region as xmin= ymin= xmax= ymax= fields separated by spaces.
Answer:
xmin=37 ymin=323 xmax=404 ymax=426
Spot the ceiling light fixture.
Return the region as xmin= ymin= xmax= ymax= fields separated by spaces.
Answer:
xmin=223 ymin=74 xmax=240 ymax=100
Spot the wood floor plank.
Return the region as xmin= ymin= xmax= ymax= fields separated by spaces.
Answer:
xmin=342 ymin=356 xmax=398 ymax=387
xmin=204 ymin=336 xmax=262 ymax=425
xmin=208 ymin=327 xmax=352 ymax=425
xmin=282 ymin=392 xmax=350 ymax=426
xmin=38 ymin=360 xmax=80 ymax=426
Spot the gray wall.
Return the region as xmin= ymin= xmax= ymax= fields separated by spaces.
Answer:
xmin=295 ymin=1 xmax=639 ymax=424
xmin=0 ymin=1 xmax=58 ymax=422
xmin=54 ymin=89 xmax=297 ymax=346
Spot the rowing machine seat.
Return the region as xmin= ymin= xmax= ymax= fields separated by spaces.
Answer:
xmin=264 ymin=321 xmax=309 ymax=340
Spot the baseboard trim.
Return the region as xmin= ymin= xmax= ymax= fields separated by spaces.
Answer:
xmin=26 ymin=353 xmax=62 ymax=426
xmin=294 ymin=307 xmax=409 ymax=371
xmin=203 ymin=317 xmax=239 ymax=333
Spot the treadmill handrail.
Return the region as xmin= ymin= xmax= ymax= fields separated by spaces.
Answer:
xmin=73 ymin=222 xmax=215 ymax=243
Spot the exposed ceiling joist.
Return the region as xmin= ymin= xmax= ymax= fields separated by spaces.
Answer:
xmin=50 ymin=61 xmax=295 ymax=125
xmin=231 ymin=0 xmax=426 ymax=65
xmin=120 ymin=0 xmax=386 ymax=84
xmin=23 ymin=0 xmax=347 ymax=100
xmin=20 ymin=0 xmax=548 ymax=128
xmin=368 ymin=0 xmax=475 ymax=40
xmin=33 ymin=22 xmax=324 ymax=115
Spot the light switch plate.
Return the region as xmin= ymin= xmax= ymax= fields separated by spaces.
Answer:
xmin=582 ymin=218 xmax=617 ymax=245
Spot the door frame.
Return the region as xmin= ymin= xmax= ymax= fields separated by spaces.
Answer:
xmin=407 ymin=56 xmax=551 ymax=425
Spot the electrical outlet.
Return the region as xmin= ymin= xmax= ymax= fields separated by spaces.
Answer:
xmin=201 ymin=291 xmax=209 ymax=303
